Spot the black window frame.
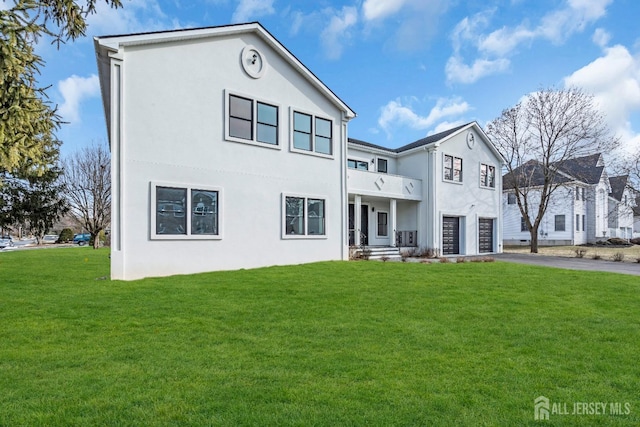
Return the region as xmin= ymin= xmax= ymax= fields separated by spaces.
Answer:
xmin=444 ymin=154 xmax=463 ymax=182
xmin=292 ymin=110 xmax=334 ymax=156
xmin=227 ymin=92 xmax=279 ymax=147
xmin=554 ymin=215 xmax=565 ymax=232
xmin=377 ymin=158 xmax=388 ymax=174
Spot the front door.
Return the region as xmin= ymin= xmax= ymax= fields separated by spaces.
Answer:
xmin=348 ymin=204 xmax=369 ymax=245
xmin=442 ymin=216 xmax=460 ymax=255
xmin=478 ymin=218 xmax=494 ymax=253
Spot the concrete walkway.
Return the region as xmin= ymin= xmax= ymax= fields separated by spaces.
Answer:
xmin=494 ymin=253 xmax=640 ymax=276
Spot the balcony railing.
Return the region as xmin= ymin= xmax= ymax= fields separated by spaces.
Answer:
xmin=347 ymin=169 xmax=422 ymax=201
xmin=396 ymin=230 xmax=418 ymax=247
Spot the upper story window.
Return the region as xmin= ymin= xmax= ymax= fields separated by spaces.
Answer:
xmin=507 ymin=193 xmax=517 ymax=204
xmin=480 ymin=163 xmax=495 ymax=188
xmin=348 ymin=159 xmax=368 ymax=170
xmin=227 ymin=92 xmax=279 ymax=147
xmin=444 ymin=154 xmax=463 ymax=182
xmin=377 ymin=158 xmax=388 ymax=173
xmin=152 ymin=183 xmax=222 ymax=240
xmin=292 ymin=111 xmax=333 ymax=156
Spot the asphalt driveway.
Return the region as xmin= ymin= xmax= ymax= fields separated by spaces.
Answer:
xmin=495 ymin=253 xmax=640 ymax=276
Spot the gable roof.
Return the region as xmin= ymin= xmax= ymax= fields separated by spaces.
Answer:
xmin=349 ymin=122 xmax=503 ymax=162
xmin=94 ymin=22 xmax=356 ymax=137
xmin=503 ymin=153 xmax=606 ymax=190
xmin=608 ymin=175 xmax=629 ymax=201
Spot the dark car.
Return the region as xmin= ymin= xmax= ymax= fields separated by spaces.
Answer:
xmin=73 ymin=233 xmax=91 ymax=246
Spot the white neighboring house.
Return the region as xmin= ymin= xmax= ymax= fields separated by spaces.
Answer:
xmin=503 ymin=154 xmax=636 ymax=245
xmin=347 ymin=122 xmax=505 ymax=256
xmin=95 ymin=23 xmax=355 ymax=280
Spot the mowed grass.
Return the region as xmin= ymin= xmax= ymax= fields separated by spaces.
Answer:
xmin=1 ymin=248 xmax=639 ymax=426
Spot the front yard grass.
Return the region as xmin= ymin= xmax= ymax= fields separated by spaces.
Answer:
xmin=1 ymin=248 xmax=639 ymax=425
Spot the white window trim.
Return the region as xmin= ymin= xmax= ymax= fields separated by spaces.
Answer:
xmin=289 ymin=107 xmax=334 ymax=159
xmin=376 ymin=210 xmax=389 ymax=237
xmin=347 ymin=157 xmax=370 ymax=171
xmin=479 ymin=163 xmax=496 ymax=189
xmin=442 ymin=153 xmax=463 ymax=184
xmin=376 ymin=157 xmax=389 ymax=174
xmin=281 ymin=193 xmax=328 ymax=239
xmin=224 ymin=89 xmax=282 ymax=150
xmin=150 ymin=181 xmax=223 ymax=240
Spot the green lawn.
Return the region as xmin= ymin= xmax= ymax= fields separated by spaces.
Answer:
xmin=1 ymin=248 xmax=639 ymax=426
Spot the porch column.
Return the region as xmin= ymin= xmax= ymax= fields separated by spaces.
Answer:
xmin=354 ymin=195 xmax=362 ymax=246
xmin=390 ymin=199 xmax=397 ymax=247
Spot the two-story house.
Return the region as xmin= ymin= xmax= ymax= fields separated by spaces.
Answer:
xmin=503 ymin=153 xmax=635 ymax=245
xmin=346 ymin=123 xmax=504 ymax=256
xmin=95 ymin=23 xmax=504 ymax=280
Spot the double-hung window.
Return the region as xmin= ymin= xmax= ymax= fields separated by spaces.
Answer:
xmin=283 ymin=195 xmax=326 ymax=237
xmin=292 ymin=110 xmax=333 ymax=155
xmin=555 ymin=215 xmax=565 ymax=232
xmin=348 ymin=159 xmax=369 ymax=170
xmin=507 ymin=193 xmax=517 ymax=204
xmin=377 ymin=212 xmax=388 ymax=237
xmin=152 ymin=183 xmax=222 ymax=239
xmin=227 ymin=92 xmax=279 ymax=146
xmin=480 ymin=163 xmax=495 ymax=188
xmin=444 ymin=154 xmax=463 ymax=182
xmin=377 ymin=159 xmax=388 ymax=173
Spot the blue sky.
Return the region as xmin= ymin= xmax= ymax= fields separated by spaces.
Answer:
xmin=10 ymin=0 xmax=640 ymax=158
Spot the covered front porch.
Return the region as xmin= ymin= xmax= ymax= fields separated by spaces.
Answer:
xmin=348 ymin=195 xmax=419 ymax=248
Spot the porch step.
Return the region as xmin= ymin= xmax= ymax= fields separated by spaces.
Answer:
xmin=356 ymin=246 xmax=402 ymax=260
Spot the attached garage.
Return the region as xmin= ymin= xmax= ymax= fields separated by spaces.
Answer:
xmin=478 ymin=218 xmax=494 ymax=253
xmin=442 ymin=216 xmax=460 ymax=255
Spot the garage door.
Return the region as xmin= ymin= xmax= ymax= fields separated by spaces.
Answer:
xmin=479 ymin=218 xmax=494 ymax=253
xmin=442 ymin=216 xmax=460 ymax=255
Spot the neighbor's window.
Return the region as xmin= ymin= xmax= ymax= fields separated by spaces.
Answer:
xmin=227 ymin=93 xmax=279 ymax=146
xmin=507 ymin=193 xmax=517 ymax=204
xmin=377 ymin=158 xmax=388 ymax=174
xmin=555 ymin=215 xmax=565 ymax=232
xmin=284 ymin=195 xmax=326 ymax=237
xmin=293 ymin=111 xmax=333 ymax=155
xmin=377 ymin=211 xmax=388 ymax=236
xmin=582 ymin=215 xmax=586 ymax=231
xmin=348 ymin=159 xmax=369 ymax=170
xmin=154 ymin=184 xmax=221 ymax=239
xmin=576 ymin=214 xmax=580 ymax=231
xmin=576 ymin=186 xmax=580 ymax=201
xmin=444 ymin=154 xmax=463 ymax=182
xmin=521 ymin=217 xmax=528 ymax=232
xmin=480 ymin=163 xmax=495 ymax=188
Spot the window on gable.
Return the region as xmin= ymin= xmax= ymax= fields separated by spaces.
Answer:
xmin=153 ymin=184 xmax=221 ymax=239
xmin=284 ymin=195 xmax=326 ymax=237
xmin=293 ymin=111 xmax=333 ymax=155
xmin=444 ymin=154 xmax=462 ymax=182
xmin=377 ymin=158 xmax=388 ymax=173
xmin=480 ymin=163 xmax=495 ymax=188
xmin=555 ymin=215 xmax=565 ymax=232
xmin=227 ymin=93 xmax=279 ymax=146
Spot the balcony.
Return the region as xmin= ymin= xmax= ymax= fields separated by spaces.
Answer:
xmin=347 ymin=169 xmax=422 ymax=201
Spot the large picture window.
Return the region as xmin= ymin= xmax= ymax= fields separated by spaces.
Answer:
xmin=284 ymin=195 xmax=326 ymax=238
xmin=227 ymin=92 xmax=279 ymax=147
xmin=292 ymin=110 xmax=333 ymax=156
xmin=153 ymin=183 xmax=221 ymax=239
xmin=444 ymin=154 xmax=463 ymax=182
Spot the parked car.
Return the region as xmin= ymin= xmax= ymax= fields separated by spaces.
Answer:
xmin=73 ymin=233 xmax=91 ymax=246
xmin=42 ymin=235 xmax=59 ymax=244
xmin=0 ymin=235 xmax=14 ymax=249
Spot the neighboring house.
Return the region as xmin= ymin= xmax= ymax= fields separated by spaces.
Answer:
xmin=95 ymin=23 xmax=355 ymax=280
xmin=503 ymin=153 xmax=635 ymax=245
xmin=347 ymin=122 xmax=505 ymax=256
xmin=631 ymin=193 xmax=640 ymax=238
xmin=95 ymin=23 xmax=504 ymax=280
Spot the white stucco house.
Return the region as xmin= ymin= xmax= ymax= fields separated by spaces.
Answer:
xmin=95 ymin=22 xmax=504 ymax=280
xmin=502 ymin=153 xmax=636 ymax=245
xmin=346 ymin=123 xmax=504 ymax=256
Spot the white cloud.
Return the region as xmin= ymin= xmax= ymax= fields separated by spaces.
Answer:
xmin=57 ymin=74 xmax=100 ymax=124
xmin=232 ymin=0 xmax=275 ymax=23
xmin=87 ymin=0 xmax=169 ymax=36
xmin=592 ymin=28 xmax=611 ymax=48
xmin=564 ymin=44 xmax=640 ymax=154
xmin=320 ymin=6 xmax=358 ymax=60
xmin=362 ymin=0 xmax=408 ymax=21
xmin=445 ymin=56 xmax=510 ymax=85
xmin=378 ymin=97 xmax=470 ymax=137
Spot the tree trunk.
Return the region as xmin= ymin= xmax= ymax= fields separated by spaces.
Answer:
xmin=92 ymin=232 xmax=100 ymax=249
xmin=530 ymin=226 xmax=539 ymax=253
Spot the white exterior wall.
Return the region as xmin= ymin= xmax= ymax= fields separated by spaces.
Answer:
xmin=107 ymin=32 xmax=349 ymax=279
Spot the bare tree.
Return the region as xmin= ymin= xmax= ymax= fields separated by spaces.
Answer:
xmin=486 ymin=87 xmax=618 ymax=253
xmin=62 ymin=142 xmax=110 ymax=249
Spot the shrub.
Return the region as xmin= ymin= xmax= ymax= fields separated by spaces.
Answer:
xmin=630 ymin=237 xmax=640 ymax=245
xmin=612 ymin=252 xmax=625 ymax=262
xmin=482 ymin=257 xmax=495 ymax=262
xmin=592 ymin=253 xmax=602 ymax=260
xmin=456 ymin=257 xmax=466 ymax=263
xmin=574 ymin=248 xmax=588 ymax=258
xmin=57 ymin=228 xmax=74 ymax=243
xmin=438 ymin=257 xmax=450 ymax=264
xmin=380 ymin=256 xmax=389 ymax=263
xmin=607 ymin=237 xmax=628 ymax=246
